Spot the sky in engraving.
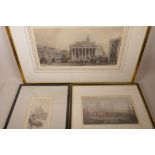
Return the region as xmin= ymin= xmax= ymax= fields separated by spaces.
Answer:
xmin=32 ymin=27 xmax=124 ymax=54
xmin=83 ymin=96 xmax=134 ymax=112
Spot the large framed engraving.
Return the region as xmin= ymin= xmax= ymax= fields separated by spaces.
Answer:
xmin=7 ymin=26 xmax=149 ymax=83
xmin=71 ymin=84 xmax=154 ymax=129
xmin=4 ymin=84 xmax=69 ymax=129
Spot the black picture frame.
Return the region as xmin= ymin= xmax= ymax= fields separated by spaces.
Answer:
xmin=69 ymin=83 xmax=155 ymax=129
xmin=4 ymin=83 xmax=71 ymax=129
xmin=4 ymin=83 xmax=154 ymax=129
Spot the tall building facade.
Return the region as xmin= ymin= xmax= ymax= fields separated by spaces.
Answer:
xmin=37 ymin=45 xmax=66 ymax=64
xmin=109 ymin=38 xmax=121 ymax=64
xmin=69 ymin=37 xmax=101 ymax=62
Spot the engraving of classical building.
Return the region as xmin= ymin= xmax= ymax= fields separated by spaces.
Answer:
xmin=69 ymin=37 xmax=105 ymax=62
xmin=36 ymin=36 xmax=122 ymax=66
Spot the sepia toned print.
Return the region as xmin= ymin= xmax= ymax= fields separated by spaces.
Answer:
xmin=31 ymin=27 xmax=124 ymax=66
xmin=82 ymin=96 xmax=138 ymax=125
xmin=25 ymin=97 xmax=52 ymax=129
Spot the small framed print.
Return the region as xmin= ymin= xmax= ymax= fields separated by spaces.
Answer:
xmin=4 ymin=84 xmax=69 ymax=129
xmin=71 ymin=84 xmax=154 ymax=129
xmin=7 ymin=26 xmax=149 ymax=83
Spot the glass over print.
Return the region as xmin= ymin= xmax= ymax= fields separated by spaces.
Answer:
xmin=5 ymin=85 xmax=69 ymax=129
xmin=8 ymin=26 xmax=148 ymax=82
xmin=71 ymin=85 xmax=153 ymax=128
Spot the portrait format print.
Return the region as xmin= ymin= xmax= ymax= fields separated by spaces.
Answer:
xmin=31 ymin=27 xmax=125 ymax=68
xmin=82 ymin=96 xmax=139 ymax=125
xmin=25 ymin=97 xmax=52 ymax=129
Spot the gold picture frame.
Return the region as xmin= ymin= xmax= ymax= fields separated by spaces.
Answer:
xmin=5 ymin=26 xmax=151 ymax=84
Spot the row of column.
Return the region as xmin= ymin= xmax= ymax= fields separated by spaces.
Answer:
xmin=71 ymin=47 xmax=95 ymax=59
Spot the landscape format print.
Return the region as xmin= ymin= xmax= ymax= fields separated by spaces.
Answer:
xmin=25 ymin=97 xmax=52 ymax=129
xmin=31 ymin=27 xmax=124 ymax=66
xmin=82 ymin=96 xmax=139 ymax=125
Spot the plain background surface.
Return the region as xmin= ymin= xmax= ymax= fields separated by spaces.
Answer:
xmin=136 ymin=27 xmax=155 ymax=124
xmin=0 ymin=27 xmax=22 ymax=128
xmin=0 ymin=26 xmax=154 ymax=128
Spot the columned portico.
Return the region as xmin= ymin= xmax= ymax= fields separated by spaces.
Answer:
xmin=69 ymin=36 xmax=99 ymax=62
xmin=70 ymin=47 xmax=96 ymax=60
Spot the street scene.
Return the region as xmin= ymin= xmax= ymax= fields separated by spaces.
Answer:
xmin=82 ymin=96 xmax=138 ymax=125
xmin=32 ymin=27 xmax=124 ymax=66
